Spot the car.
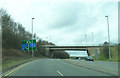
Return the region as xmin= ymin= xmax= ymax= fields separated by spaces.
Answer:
xmin=85 ymin=56 xmax=94 ymax=61
xmin=76 ymin=57 xmax=82 ymax=60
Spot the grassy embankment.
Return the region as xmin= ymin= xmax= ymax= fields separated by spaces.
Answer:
xmin=70 ymin=45 xmax=119 ymax=62
xmin=92 ymin=45 xmax=119 ymax=62
xmin=2 ymin=49 xmax=45 ymax=72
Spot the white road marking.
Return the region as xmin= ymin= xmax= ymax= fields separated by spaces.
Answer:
xmin=57 ymin=71 xmax=63 ymax=76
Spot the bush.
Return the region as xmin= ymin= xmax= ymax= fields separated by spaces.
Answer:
xmin=53 ymin=51 xmax=70 ymax=59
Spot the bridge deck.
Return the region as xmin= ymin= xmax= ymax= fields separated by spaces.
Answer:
xmin=44 ymin=45 xmax=113 ymax=48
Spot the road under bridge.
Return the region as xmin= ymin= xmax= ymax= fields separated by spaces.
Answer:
xmin=43 ymin=45 xmax=110 ymax=56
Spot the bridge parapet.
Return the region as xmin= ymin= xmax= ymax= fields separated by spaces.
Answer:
xmin=43 ymin=45 xmax=113 ymax=48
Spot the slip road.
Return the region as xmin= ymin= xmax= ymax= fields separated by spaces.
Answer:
xmin=3 ymin=59 xmax=112 ymax=76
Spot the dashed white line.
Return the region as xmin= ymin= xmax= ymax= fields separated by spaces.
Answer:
xmin=57 ymin=71 xmax=63 ymax=76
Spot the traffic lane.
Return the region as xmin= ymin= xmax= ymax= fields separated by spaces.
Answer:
xmin=64 ymin=59 xmax=118 ymax=75
xmin=7 ymin=59 xmax=112 ymax=76
xmin=51 ymin=59 xmax=111 ymax=76
xmin=67 ymin=59 xmax=118 ymax=70
xmin=9 ymin=59 xmax=60 ymax=76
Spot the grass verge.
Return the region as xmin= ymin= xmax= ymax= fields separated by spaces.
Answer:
xmin=92 ymin=45 xmax=119 ymax=62
xmin=2 ymin=57 xmax=40 ymax=72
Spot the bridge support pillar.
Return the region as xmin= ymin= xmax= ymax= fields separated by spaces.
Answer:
xmin=46 ymin=47 xmax=49 ymax=58
xmin=87 ymin=48 xmax=91 ymax=56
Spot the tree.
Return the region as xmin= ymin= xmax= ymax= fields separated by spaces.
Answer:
xmin=1 ymin=8 xmax=70 ymax=59
xmin=53 ymin=51 xmax=70 ymax=59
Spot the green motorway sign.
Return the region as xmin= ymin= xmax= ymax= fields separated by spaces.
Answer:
xmin=22 ymin=40 xmax=37 ymax=51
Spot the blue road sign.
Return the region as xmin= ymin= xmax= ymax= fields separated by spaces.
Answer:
xmin=22 ymin=40 xmax=37 ymax=51
xmin=95 ymin=49 xmax=98 ymax=59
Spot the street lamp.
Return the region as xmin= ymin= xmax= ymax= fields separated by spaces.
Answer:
xmin=46 ymin=37 xmax=48 ymax=42
xmin=105 ymin=16 xmax=111 ymax=62
xmin=92 ymin=32 xmax=94 ymax=46
xmin=85 ymin=34 xmax=89 ymax=56
xmin=46 ymin=37 xmax=48 ymax=58
xmin=85 ymin=35 xmax=87 ymax=49
xmin=32 ymin=18 xmax=34 ymax=58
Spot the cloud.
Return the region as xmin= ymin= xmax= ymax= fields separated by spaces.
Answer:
xmin=1 ymin=0 xmax=118 ymax=46
xmin=35 ymin=2 xmax=85 ymax=29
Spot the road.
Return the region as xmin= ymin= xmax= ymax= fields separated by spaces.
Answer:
xmin=64 ymin=59 xmax=118 ymax=76
xmin=3 ymin=59 xmax=113 ymax=76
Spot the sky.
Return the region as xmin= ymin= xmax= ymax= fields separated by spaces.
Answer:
xmin=66 ymin=51 xmax=88 ymax=57
xmin=0 ymin=0 xmax=119 ymax=46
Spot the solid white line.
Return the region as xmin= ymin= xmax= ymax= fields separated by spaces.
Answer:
xmin=57 ymin=71 xmax=63 ymax=76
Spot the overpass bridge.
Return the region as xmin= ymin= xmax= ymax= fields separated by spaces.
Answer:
xmin=43 ymin=45 xmax=112 ymax=56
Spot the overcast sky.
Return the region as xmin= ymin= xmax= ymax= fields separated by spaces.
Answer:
xmin=66 ymin=51 xmax=88 ymax=57
xmin=0 ymin=0 xmax=119 ymax=46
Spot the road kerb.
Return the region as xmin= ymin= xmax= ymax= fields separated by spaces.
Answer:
xmin=2 ymin=62 xmax=30 ymax=78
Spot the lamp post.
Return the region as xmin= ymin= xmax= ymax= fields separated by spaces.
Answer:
xmin=105 ymin=16 xmax=111 ymax=62
xmin=92 ymin=32 xmax=94 ymax=46
xmin=85 ymin=35 xmax=87 ymax=49
xmin=32 ymin=18 xmax=34 ymax=58
xmin=46 ymin=37 xmax=48 ymax=58
xmin=85 ymin=34 xmax=89 ymax=56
